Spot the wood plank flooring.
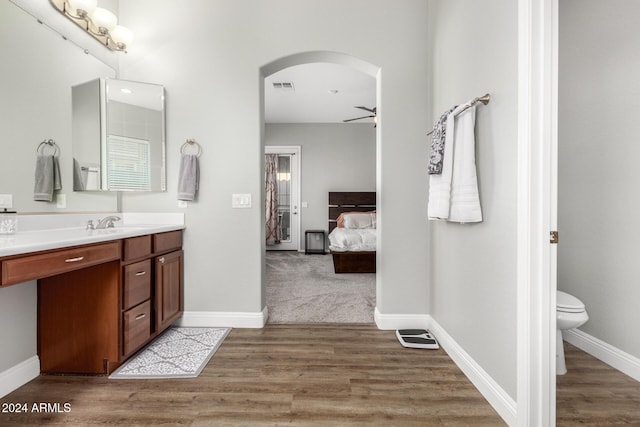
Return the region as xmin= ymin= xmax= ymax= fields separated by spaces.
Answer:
xmin=557 ymin=342 xmax=640 ymax=426
xmin=0 ymin=324 xmax=504 ymax=426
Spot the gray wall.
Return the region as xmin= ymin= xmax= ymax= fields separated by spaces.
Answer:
xmin=117 ymin=0 xmax=431 ymax=317
xmin=0 ymin=1 xmax=117 ymax=375
xmin=0 ymin=2 xmax=117 ymax=213
xmin=265 ymin=123 xmax=376 ymax=250
xmin=558 ymin=0 xmax=640 ymax=357
xmin=427 ymin=0 xmax=518 ymax=399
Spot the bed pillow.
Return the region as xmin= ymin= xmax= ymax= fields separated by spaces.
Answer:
xmin=338 ymin=211 xmax=376 ymax=229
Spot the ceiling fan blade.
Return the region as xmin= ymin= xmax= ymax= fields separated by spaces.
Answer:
xmin=343 ymin=115 xmax=375 ymax=123
xmin=355 ymin=106 xmax=376 ymax=113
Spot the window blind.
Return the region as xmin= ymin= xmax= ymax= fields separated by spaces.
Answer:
xmin=106 ymin=135 xmax=151 ymax=191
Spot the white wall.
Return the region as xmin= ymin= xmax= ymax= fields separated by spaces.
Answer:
xmin=265 ymin=123 xmax=376 ymax=250
xmin=427 ymin=0 xmax=518 ymax=399
xmin=117 ymin=0 xmax=430 ymax=318
xmin=558 ymin=0 xmax=640 ymax=358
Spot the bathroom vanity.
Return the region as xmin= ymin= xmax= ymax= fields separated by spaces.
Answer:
xmin=0 ymin=215 xmax=184 ymax=375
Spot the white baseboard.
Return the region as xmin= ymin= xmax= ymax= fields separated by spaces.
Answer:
xmin=373 ymin=309 xmax=515 ymax=425
xmin=373 ymin=307 xmax=431 ymax=330
xmin=428 ymin=319 xmax=517 ymax=426
xmin=564 ymin=329 xmax=640 ymax=382
xmin=177 ymin=307 xmax=268 ymax=328
xmin=0 ymin=356 xmax=40 ymax=399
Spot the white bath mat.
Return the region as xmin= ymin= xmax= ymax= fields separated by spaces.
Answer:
xmin=109 ymin=327 xmax=230 ymax=379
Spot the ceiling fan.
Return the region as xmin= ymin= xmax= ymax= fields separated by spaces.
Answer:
xmin=343 ymin=106 xmax=377 ymax=126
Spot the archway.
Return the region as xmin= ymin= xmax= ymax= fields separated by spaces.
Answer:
xmin=259 ymin=51 xmax=381 ymax=322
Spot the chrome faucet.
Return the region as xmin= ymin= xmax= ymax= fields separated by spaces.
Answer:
xmin=95 ymin=215 xmax=121 ymax=229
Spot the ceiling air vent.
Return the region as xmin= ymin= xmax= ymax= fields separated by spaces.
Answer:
xmin=272 ymin=82 xmax=295 ymax=91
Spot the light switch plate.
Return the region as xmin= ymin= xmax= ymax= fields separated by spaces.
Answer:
xmin=0 ymin=194 xmax=13 ymax=209
xmin=301 ymin=201 xmax=308 ymax=208
xmin=56 ymin=193 xmax=66 ymax=209
xmin=232 ymin=193 xmax=252 ymax=209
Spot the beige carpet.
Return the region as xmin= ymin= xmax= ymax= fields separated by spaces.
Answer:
xmin=265 ymin=251 xmax=376 ymax=323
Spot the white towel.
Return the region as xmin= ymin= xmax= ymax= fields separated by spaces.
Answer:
xmin=428 ymin=104 xmax=464 ymax=220
xmin=449 ymin=106 xmax=482 ymax=223
xmin=427 ymin=104 xmax=482 ymax=223
xmin=177 ymin=154 xmax=199 ymax=201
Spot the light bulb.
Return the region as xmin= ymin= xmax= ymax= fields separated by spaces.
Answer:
xmin=67 ymin=0 xmax=97 ymax=17
xmin=110 ymin=25 xmax=134 ymax=49
xmin=90 ymin=7 xmax=117 ymax=34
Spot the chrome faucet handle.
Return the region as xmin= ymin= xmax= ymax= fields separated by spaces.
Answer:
xmin=95 ymin=215 xmax=121 ymax=229
xmin=86 ymin=220 xmax=95 ymax=230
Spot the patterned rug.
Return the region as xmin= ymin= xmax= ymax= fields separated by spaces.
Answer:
xmin=109 ymin=327 xmax=230 ymax=379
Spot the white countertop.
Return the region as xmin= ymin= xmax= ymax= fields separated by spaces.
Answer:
xmin=0 ymin=213 xmax=185 ymax=257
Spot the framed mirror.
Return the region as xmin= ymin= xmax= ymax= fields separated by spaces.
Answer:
xmin=72 ymin=78 xmax=166 ymax=192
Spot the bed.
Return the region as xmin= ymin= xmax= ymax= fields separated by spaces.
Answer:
xmin=328 ymin=191 xmax=376 ymax=273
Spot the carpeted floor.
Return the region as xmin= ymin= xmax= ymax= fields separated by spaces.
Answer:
xmin=265 ymin=251 xmax=376 ymax=323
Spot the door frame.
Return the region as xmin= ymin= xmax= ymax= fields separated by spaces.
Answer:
xmin=264 ymin=145 xmax=301 ymax=251
xmin=517 ymin=0 xmax=558 ymax=425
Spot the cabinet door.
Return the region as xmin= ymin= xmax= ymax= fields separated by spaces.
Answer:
xmin=155 ymin=250 xmax=183 ymax=333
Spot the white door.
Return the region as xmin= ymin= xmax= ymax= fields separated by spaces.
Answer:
xmin=265 ymin=146 xmax=300 ymax=251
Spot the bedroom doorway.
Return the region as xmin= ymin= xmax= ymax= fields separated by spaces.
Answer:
xmin=261 ymin=51 xmax=379 ymax=324
xmin=265 ymin=146 xmax=300 ymax=251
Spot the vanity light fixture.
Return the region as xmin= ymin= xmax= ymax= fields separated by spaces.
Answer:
xmin=49 ymin=0 xmax=134 ymax=52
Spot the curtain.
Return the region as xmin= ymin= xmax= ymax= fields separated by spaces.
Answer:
xmin=265 ymin=154 xmax=281 ymax=245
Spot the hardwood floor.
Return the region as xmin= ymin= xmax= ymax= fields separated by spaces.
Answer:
xmin=557 ymin=342 xmax=640 ymax=426
xmin=0 ymin=324 xmax=504 ymax=426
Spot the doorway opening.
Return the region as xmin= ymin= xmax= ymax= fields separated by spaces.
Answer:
xmin=265 ymin=146 xmax=300 ymax=251
xmin=260 ymin=51 xmax=380 ymax=324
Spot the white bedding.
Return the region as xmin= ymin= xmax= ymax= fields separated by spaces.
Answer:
xmin=328 ymin=228 xmax=377 ymax=252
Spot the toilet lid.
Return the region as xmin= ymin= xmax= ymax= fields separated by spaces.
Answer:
xmin=557 ymin=290 xmax=585 ymax=313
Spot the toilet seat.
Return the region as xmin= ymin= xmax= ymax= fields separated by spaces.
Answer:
xmin=557 ymin=290 xmax=585 ymax=313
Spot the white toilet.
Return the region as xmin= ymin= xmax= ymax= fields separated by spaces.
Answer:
xmin=556 ymin=290 xmax=588 ymax=375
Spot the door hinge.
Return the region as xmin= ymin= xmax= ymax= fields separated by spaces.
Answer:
xmin=550 ymin=231 xmax=559 ymax=244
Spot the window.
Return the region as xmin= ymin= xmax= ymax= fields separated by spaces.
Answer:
xmin=106 ymin=135 xmax=151 ymax=191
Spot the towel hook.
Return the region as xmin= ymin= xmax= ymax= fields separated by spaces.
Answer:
xmin=180 ymin=138 xmax=202 ymax=157
xmin=37 ymin=139 xmax=59 ymax=156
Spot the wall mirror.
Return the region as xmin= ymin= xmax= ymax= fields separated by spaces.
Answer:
xmin=72 ymin=78 xmax=166 ymax=192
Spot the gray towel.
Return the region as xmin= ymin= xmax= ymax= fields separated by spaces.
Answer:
xmin=177 ymin=154 xmax=199 ymax=201
xmin=34 ymin=155 xmax=61 ymax=202
xmin=428 ymin=106 xmax=457 ymax=175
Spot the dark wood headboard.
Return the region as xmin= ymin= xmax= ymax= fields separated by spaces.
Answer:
xmin=328 ymin=192 xmax=376 ymax=232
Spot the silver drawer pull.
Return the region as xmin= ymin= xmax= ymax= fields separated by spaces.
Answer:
xmin=135 ymin=313 xmax=146 ymax=320
xmin=158 ymin=257 xmax=165 ymax=264
xmin=135 ymin=271 xmax=147 ymax=276
xmin=64 ymin=256 xmax=84 ymax=263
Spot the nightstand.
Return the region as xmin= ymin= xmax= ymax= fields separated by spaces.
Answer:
xmin=305 ymin=230 xmax=326 ymax=254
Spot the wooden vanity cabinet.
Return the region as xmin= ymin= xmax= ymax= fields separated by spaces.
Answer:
xmin=120 ymin=230 xmax=183 ymax=359
xmin=121 ymin=259 xmax=152 ymax=358
xmin=155 ymin=250 xmax=184 ymax=334
xmin=153 ymin=230 xmax=184 ymax=335
xmin=35 ymin=230 xmax=183 ymax=374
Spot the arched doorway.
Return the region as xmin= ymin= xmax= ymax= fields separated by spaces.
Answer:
xmin=259 ymin=51 xmax=381 ymax=323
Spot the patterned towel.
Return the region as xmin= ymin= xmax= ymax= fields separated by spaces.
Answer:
xmin=428 ymin=106 xmax=456 ymax=175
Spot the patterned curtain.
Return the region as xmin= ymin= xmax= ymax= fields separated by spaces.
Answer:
xmin=265 ymin=154 xmax=281 ymax=245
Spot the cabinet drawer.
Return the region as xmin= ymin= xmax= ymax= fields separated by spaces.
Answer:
xmin=1 ymin=241 xmax=121 ymax=287
xmin=123 ymin=235 xmax=152 ymax=262
xmin=154 ymin=230 xmax=182 ymax=253
xmin=123 ymin=300 xmax=151 ymax=357
xmin=123 ymin=259 xmax=151 ymax=310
